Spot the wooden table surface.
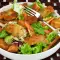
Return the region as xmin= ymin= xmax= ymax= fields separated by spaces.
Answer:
xmin=0 ymin=0 xmax=60 ymax=60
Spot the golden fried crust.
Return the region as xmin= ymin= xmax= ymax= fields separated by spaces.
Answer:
xmin=32 ymin=2 xmax=40 ymax=11
xmin=24 ymin=35 xmax=46 ymax=45
xmin=23 ymin=12 xmax=38 ymax=24
xmin=0 ymin=9 xmax=17 ymax=21
xmin=0 ymin=39 xmax=9 ymax=50
xmin=8 ymin=44 xmax=18 ymax=53
xmin=51 ymin=18 xmax=60 ymax=28
xmin=41 ymin=6 xmax=54 ymax=18
xmin=45 ymin=6 xmax=54 ymax=13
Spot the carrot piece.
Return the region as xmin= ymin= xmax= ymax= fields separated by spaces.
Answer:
xmin=25 ymin=21 xmax=35 ymax=36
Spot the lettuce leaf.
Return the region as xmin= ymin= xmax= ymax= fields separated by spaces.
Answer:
xmin=19 ymin=42 xmax=47 ymax=54
xmin=46 ymin=31 xmax=58 ymax=42
xmin=31 ymin=22 xmax=45 ymax=35
xmin=36 ymin=0 xmax=44 ymax=9
xmin=20 ymin=43 xmax=32 ymax=54
xmin=13 ymin=0 xmax=24 ymax=20
xmin=0 ymin=30 xmax=8 ymax=38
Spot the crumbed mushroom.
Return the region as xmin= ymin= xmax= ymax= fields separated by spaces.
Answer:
xmin=8 ymin=44 xmax=18 ymax=52
xmin=0 ymin=39 xmax=9 ymax=50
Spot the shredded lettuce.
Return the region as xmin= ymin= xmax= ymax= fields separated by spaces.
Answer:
xmin=46 ymin=31 xmax=58 ymax=43
xmin=36 ymin=0 xmax=44 ymax=9
xmin=31 ymin=22 xmax=45 ymax=35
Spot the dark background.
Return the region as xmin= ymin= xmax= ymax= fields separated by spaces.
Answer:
xmin=0 ymin=0 xmax=60 ymax=60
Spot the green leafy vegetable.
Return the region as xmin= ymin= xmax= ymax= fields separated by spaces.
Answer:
xmin=45 ymin=13 xmax=53 ymax=18
xmin=19 ymin=42 xmax=47 ymax=54
xmin=32 ymin=42 xmax=43 ymax=53
xmin=13 ymin=0 xmax=24 ymax=20
xmin=29 ymin=3 xmax=34 ymax=8
xmin=20 ymin=43 xmax=32 ymax=54
xmin=4 ymin=35 xmax=13 ymax=45
xmin=18 ymin=14 xmax=24 ymax=20
xmin=33 ymin=42 xmax=47 ymax=54
xmin=32 ymin=46 xmax=40 ymax=54
xmin=45 ymin=13 xmax=54 ymax=20
xmin=31 ymin=22 xmax=45 ymax=35
xmin=13 ymin=0 xmax=23 ymax=14
xmin=46 ymin=31 xmax=58 ymax=43
xmin=0 ymin=30 xmax=8 ymax=38
xmin=36 ymin=0 xmax=44 ymax=9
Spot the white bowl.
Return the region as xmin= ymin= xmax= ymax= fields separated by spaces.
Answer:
xmin=0 ymin=2 xmax=60 ymax=60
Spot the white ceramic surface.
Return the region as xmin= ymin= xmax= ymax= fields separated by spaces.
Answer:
xmin=0 ymin=2 xmax=60 ymax=60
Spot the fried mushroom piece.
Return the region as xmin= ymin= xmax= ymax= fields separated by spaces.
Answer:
xmin=0 ymin=9 xmax=17 ymax=21
xmin=8 ymin=44 xmax=18 ymax=52
xmin=32 ymin=2 xmax=40 ymax=11
xmin=41 ymin=6 xmax=54 ymax=18
xmin=0 ymin=39 xmax=9 ymax=50
xmin=24 ymin=35 xmax=47 ymax=45
xmin=50 ymin=18 xmax=60 ymax=28
xmin=23 ymin=12 xmax=38 ymax=24
xmin=5 ymin=24 xmax=27 ymax=39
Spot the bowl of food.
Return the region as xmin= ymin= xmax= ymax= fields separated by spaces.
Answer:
xmin=0 ymin=0 xmax=60 ymax=60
